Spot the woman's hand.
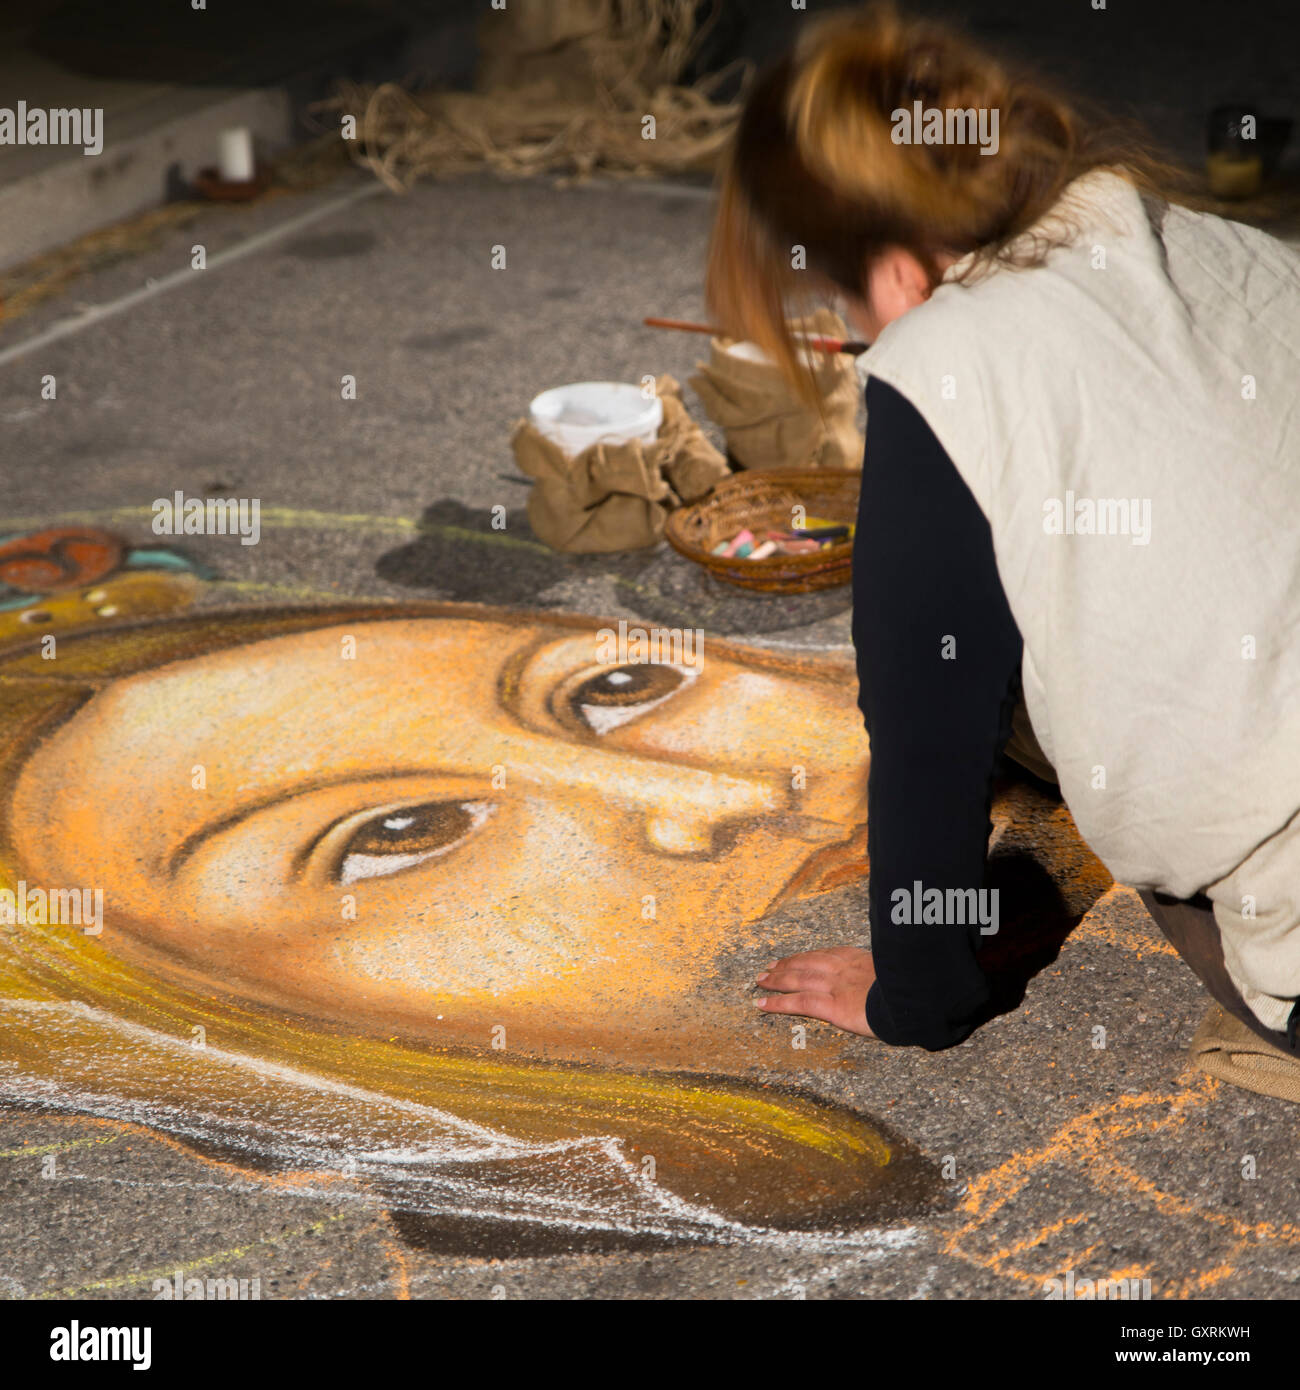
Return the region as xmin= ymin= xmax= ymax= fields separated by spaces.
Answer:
xmin=754 ymin=946 xmax=877 ymax=1037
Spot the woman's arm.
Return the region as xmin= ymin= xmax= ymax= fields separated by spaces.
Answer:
xmin=757 ymin=376 xmax=1024 ymax=1050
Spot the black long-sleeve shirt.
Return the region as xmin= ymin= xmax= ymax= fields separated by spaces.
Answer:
xmin=853 ymin=377 xmax=1024 ymax=1050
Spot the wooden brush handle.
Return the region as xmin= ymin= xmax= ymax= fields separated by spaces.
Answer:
xmin=643 ymin=316 xmax=866 ymax=355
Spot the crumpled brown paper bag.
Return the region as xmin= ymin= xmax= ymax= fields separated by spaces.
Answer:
xmin=689 ymin=308 xmax=864 ymax=472
xmin=1190 ymin=1003 xmax=1300 ymax=1103
xmin=513 ymin=374 xmax=729 ymax=553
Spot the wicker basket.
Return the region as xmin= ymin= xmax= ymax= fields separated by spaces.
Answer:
xmin=664 ymin=468 xmax=860 ymax=593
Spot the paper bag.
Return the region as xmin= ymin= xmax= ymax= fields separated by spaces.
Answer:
xmin=689 ymin=308 xmax=864 ymax=472
xmin=513 ymin=374 xmax=729 ymax=553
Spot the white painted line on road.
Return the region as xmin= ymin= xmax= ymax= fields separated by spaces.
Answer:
xmin=0 ymin=181 xmax=387 ymax=370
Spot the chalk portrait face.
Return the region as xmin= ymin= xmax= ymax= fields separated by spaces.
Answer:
xmin=11 ymin=616 xmax=868 ymax=1063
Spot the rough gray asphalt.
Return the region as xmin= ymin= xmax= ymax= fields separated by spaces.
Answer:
xmin=2 ymin=168 xmax=1298 ymax=1302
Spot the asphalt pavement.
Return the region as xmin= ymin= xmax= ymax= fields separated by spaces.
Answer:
xmin=1 ymin=168 xmax=1297 ymax=1301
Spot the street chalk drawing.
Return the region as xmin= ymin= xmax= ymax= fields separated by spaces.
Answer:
xmin=0 ymin=526 xmax=1290 ymax=1293
xmin=0 ymin=527 xmax=941 ymax=1250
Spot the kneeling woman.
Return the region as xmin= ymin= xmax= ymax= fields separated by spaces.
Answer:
xmin=711 ymin=5 xmax=1300 ymax=1064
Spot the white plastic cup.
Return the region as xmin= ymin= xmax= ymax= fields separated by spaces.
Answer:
xmin=218 ymin=128 xmax=255 ymax=183
xmin=723 ymin=340 xmax=773 ymax=365
xmin=528 ymin=382 xmax=664 ymax=457
xmin=724 ymin=339 xmax=821 ymax=368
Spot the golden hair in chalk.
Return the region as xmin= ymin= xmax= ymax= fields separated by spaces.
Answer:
xmin=0 ymin=601 xmax=928 ymax=1241
xmin=706 ymin=1 xmax=1197 ymax=401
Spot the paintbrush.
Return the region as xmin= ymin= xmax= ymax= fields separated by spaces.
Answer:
xmin=644 ymin=316 xmax=869 ymax=355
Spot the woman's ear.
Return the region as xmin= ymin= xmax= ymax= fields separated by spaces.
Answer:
xmin=862 ymin=247 xmax=935 ymax=333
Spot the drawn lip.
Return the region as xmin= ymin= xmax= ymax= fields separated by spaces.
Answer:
xmin=779 ymin=812 xmax=854 ymax=844
xmin=772 ymin=819 xmax=870 ymax=904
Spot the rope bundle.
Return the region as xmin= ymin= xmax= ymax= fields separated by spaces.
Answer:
xmin=320 ymin=0 xmax=745 ymax=190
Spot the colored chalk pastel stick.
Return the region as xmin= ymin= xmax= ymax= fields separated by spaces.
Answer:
xmin=721 ymin=528 xmax=754 ymax=558
xmin=748 ymin=539 xmax=777 ymax=560
xmin=711 ymin=540 xmax=730 ymax=555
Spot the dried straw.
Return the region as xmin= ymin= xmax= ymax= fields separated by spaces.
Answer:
xmin=317 ymin=0 xmax=746 ymax=191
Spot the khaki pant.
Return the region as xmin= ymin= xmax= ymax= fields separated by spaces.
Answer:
xmin=1002 ymin=698 xmax=1300 ymax=1058
xmin=1002 ymin=696 xmax=1057 ymax=785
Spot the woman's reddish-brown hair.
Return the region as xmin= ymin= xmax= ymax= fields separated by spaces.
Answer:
xmin=706 ymin=1 xmax=1196 ymax=400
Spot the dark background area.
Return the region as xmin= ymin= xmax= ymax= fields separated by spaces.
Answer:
xmin=14 ymin=0 xmax=1300 ymax=171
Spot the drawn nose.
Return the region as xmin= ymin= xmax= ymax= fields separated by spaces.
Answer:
xmin=512 ymin=742 xmax=789 ymax=856
xmin=638 ymin=771 xmax=777 ymax=856
xmin=642 ymin=802 xmax=848 ymax=857
xmin=644 ymin=809 xmax=721 ymax=855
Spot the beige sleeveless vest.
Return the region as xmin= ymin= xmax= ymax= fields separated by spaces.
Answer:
xmin=861 ymin=170 xmax=1300 ymax=1028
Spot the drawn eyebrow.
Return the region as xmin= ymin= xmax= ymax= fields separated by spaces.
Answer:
xmin=165 ymin=637 xmax=560 ymax=881
xmin=497 ymin=633 xmax=701 ymax=742
xmin=167 ymin=632 xmax=706 ymax=879
xmin=495 ymin=632 xmax=558 ymax=731
xmin=166 ymin=769 xmax=437 ymax=879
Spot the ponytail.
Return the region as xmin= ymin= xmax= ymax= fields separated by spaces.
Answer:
xmin=707 ymin=1 xmax=1195 ymax=400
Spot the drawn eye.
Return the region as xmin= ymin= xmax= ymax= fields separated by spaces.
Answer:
xmin=562 ymin=663 xmax=698 ymax=734
xmin=336 ymin=800 xmax=493 ymax=884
